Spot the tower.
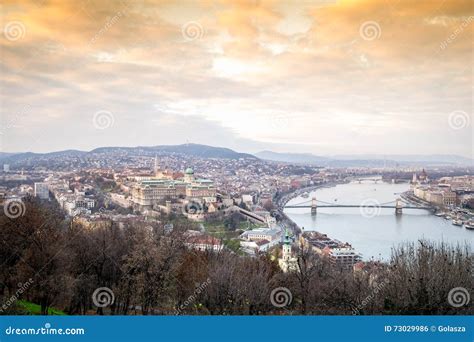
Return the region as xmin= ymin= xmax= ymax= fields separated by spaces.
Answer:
xmin=395 ymin=198 xmax=403 ymax=215
xmin=154 ymin=155 xmax=159 ymax=173
xmin=279 ymin=229 xmax=298 ymax=272
xmin=184 ymin=167 xmax=195 ymax=183
xmin=282 ymin=229 xmax=292 ymax=261
xmin=154 ymin=155 xmax=166 ymax=178
xmin=311 ymin=197 xmax=317 ymax=215
xmin=420 ymin=169 xmax=428 ymax=183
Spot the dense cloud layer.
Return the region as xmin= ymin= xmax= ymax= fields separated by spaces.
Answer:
xmin=1 ymin=0 xmax=472 ymax=157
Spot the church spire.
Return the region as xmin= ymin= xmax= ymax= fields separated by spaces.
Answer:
xmin=284 ymin=229 xmax=291 ymax=245
xmin=154 ymin=155 xmax=159 ymax=173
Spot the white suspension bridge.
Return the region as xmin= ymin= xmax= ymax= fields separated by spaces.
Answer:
xmin=284 ymin=197 xmax=433 ymax=215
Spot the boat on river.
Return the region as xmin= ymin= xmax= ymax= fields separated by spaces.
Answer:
xmin=465 ymin=221 xmax=474 ymax=230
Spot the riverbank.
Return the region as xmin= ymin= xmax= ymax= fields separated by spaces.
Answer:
xmin=283 ymin=179 xmax=473 ymax=260
xmin=274 ymin=181 xmax=345 ymax=237
xmin=275 ymin=181 xmax=346 ymax=209
xmin=402 ymin=190 xmax=474 ymax=228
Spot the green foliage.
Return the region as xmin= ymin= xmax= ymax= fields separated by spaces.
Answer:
xmin=224 ymin=239 xmax=241 ymax=253
xmin=17 ymin=300 xmax=66 ymax=316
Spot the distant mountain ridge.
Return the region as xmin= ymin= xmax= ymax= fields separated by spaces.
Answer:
xmin=0 ymin=144 xmax=257 ymax=164
xmin=92 ymin=144 xmax=257 ymax=159
xmin=256 ymin=151 xmax=473 ymax=166
xmin=256 ymin=151 xmax=330 ymax=164
xmin=1 ymin=145 xmax=472 ymax=167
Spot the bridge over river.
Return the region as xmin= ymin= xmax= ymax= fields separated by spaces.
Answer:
xmin=284 ymin=197 xmax=433 ymax=215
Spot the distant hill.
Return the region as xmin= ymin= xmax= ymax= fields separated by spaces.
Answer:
xmin=255 ymin=151 xmax=330 ymax=165
xmin=0 ymin=144 xmax=257 ymax=164
xmin=1 ymin=145 xmax=471 ymax=167
xmin=256 ymin=151 xmax=473 ymax=167
xmin=332 ymin=154 xmax=473 ymax=165
xmin=91 ymin=144 xmax=257 ymax=159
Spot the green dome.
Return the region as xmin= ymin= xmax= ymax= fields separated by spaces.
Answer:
xmin=185 ymin=167 xmax=194 ymax=175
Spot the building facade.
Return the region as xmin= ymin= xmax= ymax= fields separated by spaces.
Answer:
xmin=131 ymin=166 xmax=216 ymax=209
xmin=34 ymin=182 xmax=49 ymax=200
xmin=414 ymin=186 xmax=457 ymax=207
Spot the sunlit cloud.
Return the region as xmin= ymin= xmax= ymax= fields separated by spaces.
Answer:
xmin=0 ymin=0 xmax=472 ymax=157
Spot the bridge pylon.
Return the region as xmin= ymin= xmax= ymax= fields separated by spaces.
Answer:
xmin=311 ymin=197 xmax=317 ymax=215
xmin=395 ymin=198 xmax=403 ymax=215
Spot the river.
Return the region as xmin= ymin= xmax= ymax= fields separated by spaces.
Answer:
xmin=284 ymin=177 xmax=473 ymax=261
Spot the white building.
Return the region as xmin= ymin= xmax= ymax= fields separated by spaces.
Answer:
xmin=63 ymin=197 xmax=95 ymax=216
xmin=34 ymin=182 xmax=49 ymax=200
xmin=240 ymin=227 xmax=281 ymax=242
xmin=241 ymin=194 xmax=253 ymax=206
xmin=278 ymin=230 xmax=299 ymax=273
xmin=185 ymin=234 xmax=223 ymax=252
xmin=328 ymin=247 xmax=362 ymax=269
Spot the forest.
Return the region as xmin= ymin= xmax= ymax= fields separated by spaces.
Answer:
xmin=0 ymin=197 xmax=472 ymax=315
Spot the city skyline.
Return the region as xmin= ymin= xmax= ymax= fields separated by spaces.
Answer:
xmin=1 ymin=0 xmax=473 ymax=157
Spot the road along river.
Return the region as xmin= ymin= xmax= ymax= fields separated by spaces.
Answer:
xmin=284 ymin=178 xmax=473 ymax=260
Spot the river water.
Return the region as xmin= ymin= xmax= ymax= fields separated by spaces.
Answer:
xmin=284 ymin=178 xmax=473 ymax=261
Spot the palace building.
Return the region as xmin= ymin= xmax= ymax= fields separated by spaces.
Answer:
xmin=131 ymin=160 xmax=216 ymax=209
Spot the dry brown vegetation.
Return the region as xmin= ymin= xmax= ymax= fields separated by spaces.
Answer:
xmin=1 ymin=197 xmax=472 ymax=315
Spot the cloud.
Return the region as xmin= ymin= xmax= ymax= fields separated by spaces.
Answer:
xmin=0 ymin=0 xmax=472 ymax=157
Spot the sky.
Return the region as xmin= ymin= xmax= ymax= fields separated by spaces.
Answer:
xmin=0 ymin=0 xmax=473 ymax=157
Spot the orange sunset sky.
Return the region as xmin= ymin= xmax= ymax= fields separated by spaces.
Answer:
xmin=1 ymin=0 xmax=472 ymax=157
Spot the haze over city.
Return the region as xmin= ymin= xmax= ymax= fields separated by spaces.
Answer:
xmin=1 ymin=0 xmax=472 ymax=157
